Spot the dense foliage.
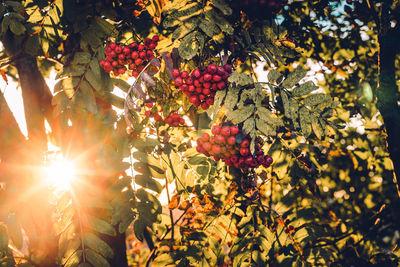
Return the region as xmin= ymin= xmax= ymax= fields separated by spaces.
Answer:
xmin=0 ymin=0 xmax=399 ymax=266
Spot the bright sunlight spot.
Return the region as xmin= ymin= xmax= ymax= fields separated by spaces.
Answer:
xmin=45 ymin=159 xmax=76 ymax=191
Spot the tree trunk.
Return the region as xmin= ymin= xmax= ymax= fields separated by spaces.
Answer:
xmin=2 ymin=32 xmax=59 ymax=266
xmin=376 ymin=3 xmax=400 ymax=194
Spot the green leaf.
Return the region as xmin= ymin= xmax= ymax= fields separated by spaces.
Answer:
xmin=289 ymin=98 xmax=300 ymax=128
xmin=9 ymin=19 xmax=26 ymax=35
xmin=135 ymin=174 xmax=163 ymax=193
xmin=73 ymin=52 xmax=91 ymax=64
xmin=163 ymin=2 xmax=202 ymax=28
xmin=210 ymin=0 xmax=232 ymax=15
xmin=88 ymin=216 xmax=116 ymax=236
xmin=257 ymin=107 xmax=282 ymax=128
xmin=112 ymin=78 xmax=131 ymax=93
xmin=243 ymin=118 xmax=255 ymax=136
xmin=304 ymin=93 xmax=332 ymax=107
xmin=79 ymin=80 xmax=97 ymax=114
xmin=310 ymin=114 xmax=324 ymax=139
xmin=280 ymin=90 xmax=291 ymax=119
xmin=178 ymin=31 xmax=199 ymax=60
xmin=228 ymin=72 xmax=253 ymax=86
xmin=256 ymin=118 xmax=276 ymax=136
xmin=299 ymin=107 xmax=312 ymax=138
xmin=204 ymin=9 xmax=233 ymax=35
xmin=224 ymin=87 xmax=240 ymax=111
xmin=226 ymin=105 xmax=254 ymax=124
xmin=64 ymin=250 xmax=82 ymax=267
xmin=281 ymin=67 xmax=307 ymax=88
xmin=83 ymin=233 xmax=114 ymax=259
xmin=86 ymin=249 xmax=110 ymax=267
xmin=172 ymin=17 xmax=199 ymax=40
xmin=292 ymin=81 xmax=318 ymax=97
xmin=199 ymin=19 xmax=220 ymax=37
xmin=133 ymin=219 xmax=145 ymax=242
xmin=85 ymin=69 xmax=103 ymax=92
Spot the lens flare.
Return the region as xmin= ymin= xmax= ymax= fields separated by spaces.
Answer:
xmin=45 ymin=159 xmax=76 ymax=191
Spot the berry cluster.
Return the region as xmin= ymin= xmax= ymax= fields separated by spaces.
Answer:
xmin=172 ymin=64 xmax=232 ymax=110
xmin=99 ymin=36 xmax=159 ymax=77
xmin=196 ymin=123 xmax=273 ymax=169
xmin=144 ymin=102 xmax=185 ymax=126
xmin=165 ymin=112 xmax=185 ymax=127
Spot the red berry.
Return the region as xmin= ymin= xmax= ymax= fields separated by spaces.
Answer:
xmin=181 ymin=84 xmax=188 ymax=91
xmin=115 ymin=46 xmax=122 ymax=53
xmin=227 ymin=136 xmax=236 ymax=145
xmin=203 ymin=142 xmax=211 ymax=151
xmin=207 ymin=64 xmax=217 ymax=74
xmin=211 ymin=126 xmax=221 ymax=135
xmin=145 ymin=102 xmax=153 ymax=108
xmin=138 ymin=44 xmax=145 ymax=51
xmin=194 ymin=80 xmax=202 ymax=88
xmin=148 ymin=43 xmax=156 ymax=50
xmin=175 ymin=77 xmax=183 ymax=87
xmin=231 ymin=155 xmax=239 ymax=163
xmin=241 ymin=139 xmax=250 ymax=148
xmin=203 ymin=88 xmax=211 ymax=95
xmin=201 ymin=133 xmax=210 ymax=142
xmin=109 ymin=42 xmax=117 ymax=49
xmin=179 ymin=118 xmax=185 ymax=125
xmin=180 ymin=71 xmax=189 ymax=79
xmin=204 ymin=73 xmax=212 ymax=82
xmin=240 ymin=147 xmax=249 ymax=156
xmin=199 ymin=94 xmax=206 ymax=101
xmin=245 ymin=156 xmax=253 ymax=166
xmin=215 ymin=135 xmax=225 ymax=144
xmin=154 ymin=114 xmax=163 ymax=121
xmin=131 ymin=51 xmax=139 ymax=59
xmin=146 ymin=50 xmax=154 ymax=57
xmin=123 ymin=46 xmax=131 ymax=54
xmin=152 ymin=35 xmax=159 ymax=42
xmin=223 ymin=64 xmax=232 ymax=73
xmin=118 ymin=68 xmax=126 ymax=74
xmin=192 ymin=69 xmax=201 ymax=78
xmin=205 ymin=97 xmax=214 ymax=105
xmin=203 ymin=82 xmax=211 ymax=89
xmin=172 ymin=69 xmax=180 ymax=77
xmin=118 ymin=53 xmax=125 ymax=60
xmin=134 ymin=58 xmax=143 ymax=66
xmin=221 ymin=126 xmax=231 ymax=136
xmin=172 ymin=121 xmax=179 ymax=127
xmin=230 ymin=125 xmax=239 ymax=135
xmin=265 ymin=155 xmax=273 ymax=165
xmin=139 ymin=51 xmax=146 ymax=58
xmin=188 ymin=85 xmax=195 ymax=92
xmin=217 ymin=81 xmax=226 ymax=90
xmin=144 ymin=38 xmax=152 ymax=46
xmin=145 ymin=110 xmax=151 ymax=117
xmin=213 ymin=75 xmax=222 ymax=82
xmin=129 ymin=42 xmax=138 ymax=49
xmin=212 ymin=145 xmax=221 ymax=155
xmin=185 ymin=78 xmax=193 ymax=85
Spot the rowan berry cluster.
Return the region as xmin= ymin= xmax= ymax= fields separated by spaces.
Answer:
xmin=165 ymin=112 xmax=185 ymax=127
xmin=99 ymin=35 xmax=159 ymax=77
xmin=196 ymin=123 xmax=273 ymax=169
xmin=144 ymin=102 xmax=185 ymax=126
xmin=172 ymin=64 xmax=232 ymax=110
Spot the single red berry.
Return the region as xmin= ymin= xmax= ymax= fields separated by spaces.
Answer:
xmin=231 ymin=155 xmax=239 ymax=163
xmin=148 ymin=43 xmax=156 ymax=50
xmin=201 ymin=102 xmax=210 ymax=110
xmin=221 ymin=126 xmax=231 ymax=136
xmin=213 ymin=75 xmax=222 ymax=82
xmin=118 ymin=68 xmax=126 ymax=74
xmin=144 ymin=38 xmax=152 ymax=46
xmin=165 ymin=117 xmax=173 ymax=125
xmin=180 ymin=71 xmax=189 ymax=79
xmin=265 ymin=155 xmax=273 ymax=165
xmin=123 ymin=46 xmax=131 ymax=54
xmin=138 ymin=44 xmax=145 ymax=51
xmin=115 ymin=46 xmax=122 ymax=53
xmin=217 ymin=81 xmax=226 ymax=90
xmin=212 ymin=145 xmax=221 ymax=155
xmin=146 ymin=50 xmax=153 ymax=58
xmin=152 ymin=35 xmax=159 ymax=42
xmin=240 ymin=147 xmax=250 ymax=156
xmin=145 ymin=110 xmax=151 ymax=117
xmin=215 ymin=135 xmax=225 ymax=144
xmin=227 ymin=136 xmax=236 ymax=145
xmin=131 ymin=51 xmax=139 ymax=59
xmin=139 ymin=51 xmax=146 ymax=58
xmin=109 ymin=50 xmax=117 ymax=58
xmin=194 ymin=80 xmax=202 ymax=88
xmin=172 ymin=121 xmax=179 ymax=127
xmin=179 ymin=118 xmax=185 ymax=125
xmin=134 ymin=58 xmax=143 ymax=66
xmin=223 ymin=64 xmax=233 ymax=73
xmin=118 ymin=53 xmax=125 ymax=60
xmin=207 ymin=64 xmax=217 ymax=74
xmin=203 ymin=142 xmax=212 ymax=151
xmin=205 ymin=97 xmax=214 ymax=105
xmin=132 ymin=71 xmax=139 ymax=77
xmin=172 ymin=69 xmax=180 ymax=77
xmin=109 ymin=42 xmax=117 ymax=49
xmin=192 ymin=69 xmax=201 ymax=78
xmin=203 ymin=82 xmax=211 ymax=89
xmin=129 ymin=42 xmax=138 ymax=49
xmin=211 ymin=125 xmax=221 ymax=135
xmin=204 ymin=73 xmax=212 ymax=82
xmin=203 ymin=88 xmax=211 ymax=95
xmin=175 ymin=77 xmax=183 ymax=87
xmin=198 ymin=94 xmax=206 ymax=101
xmin=201 ymin=133 xmax=210 ymax=142
xmin=230 ymin=125 xmax=239 ymax=135
xmin=241 ymin=139 xmax=250 ymax=148
xmin=145 ymin=102 xmax=153 ymax=108
xmin=181 ymin=84 xmax=188 ymax=91
xmin=188 ymin=85 xmax=195 ymax=92
xmin=245 ymin=156 xmax=253 ymax=166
